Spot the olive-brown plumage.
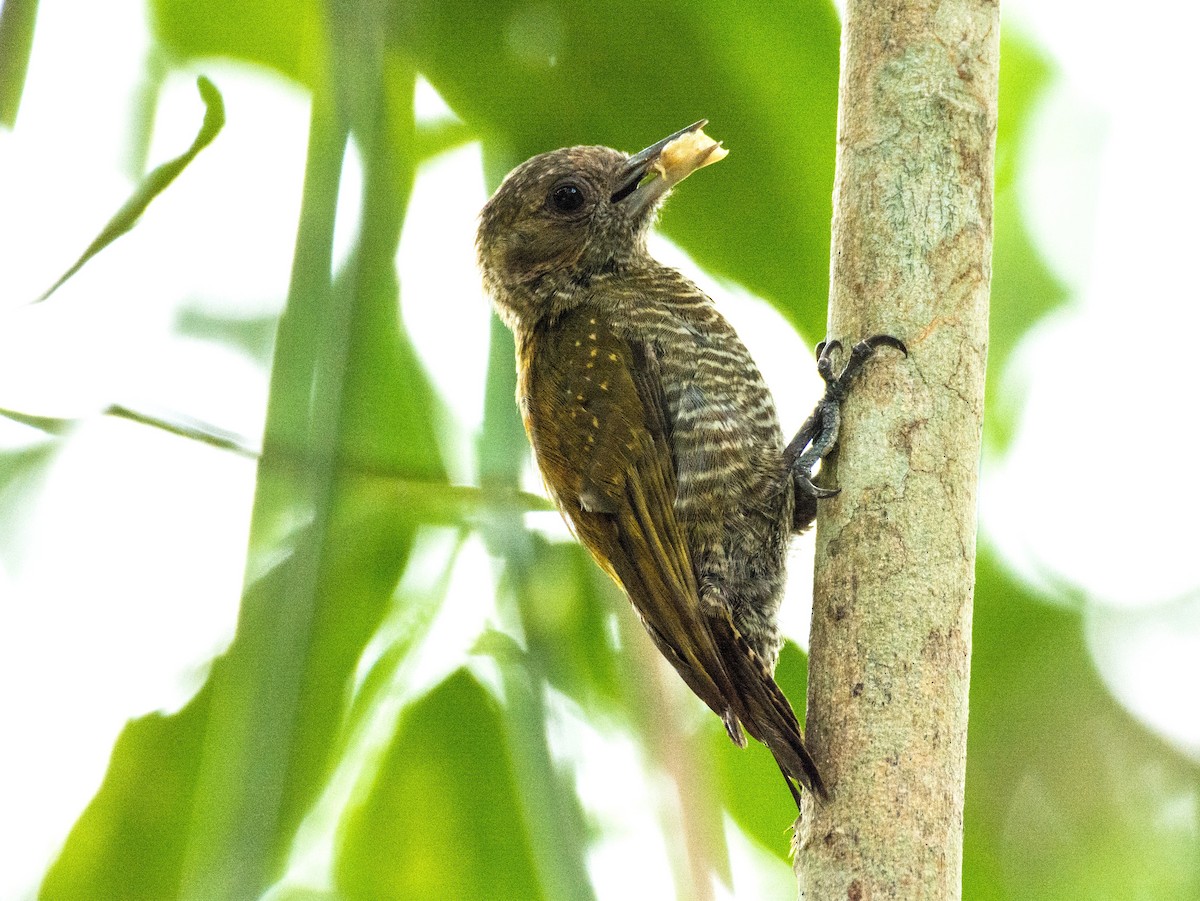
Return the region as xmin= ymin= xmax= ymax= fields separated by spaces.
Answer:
xmin=477 ymin=123 xmax=898 ymax=806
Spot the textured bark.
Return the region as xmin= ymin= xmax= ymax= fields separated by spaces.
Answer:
xmin=793 ymin=1 xmax=998 ymax=898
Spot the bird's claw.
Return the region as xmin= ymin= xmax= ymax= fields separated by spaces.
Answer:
xmin=786 ymin=333 xmax=905 ymax=516
xmin=862 ymin=334 xmax=908 ymax=356
xmin=818 ymin=335 xmax=907 ymax=398
xmin=797 ymin=482 xmax=841 ymax=500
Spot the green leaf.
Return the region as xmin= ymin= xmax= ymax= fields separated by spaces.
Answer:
xmin=478 ymin=314 xmax=529 ymax=492
xmin=515 ymin=537 xmax=624 ymax=710
xmin=104 ymin=404 xmax=257 ymax=457
xmin=151 ymin=0 xmax=324 ymax=87
xmin=174 ymin=305 xmax=279 ymax=366
xmin=41 ymin=691 xmax=212 ymax=900
xmin=394 ymin=0 xmax=842 ymax=340
xmin=36 ymin=76 xmax=226 ymax=302
xmin=44 ymin=13 xmax=446 ymax=900
xmin=175 ymin=38 xmax=433 ymax=898
xmin=0 ymin=438 xmax=62 ymax=574
xmin=42 ymin=492 xmax=423 ymax=897
xmin=986 ymin=32 xmax=1069 ymax=449
xmin=335 ymin=669 xmax=546 ymax=901
xmin=962 ymin=548 xmax=1200 ymax=900
xmin=0 ymin=0 xmax=38 ymax=127
xmin=0 ymin=406 xmax=76 ymax=436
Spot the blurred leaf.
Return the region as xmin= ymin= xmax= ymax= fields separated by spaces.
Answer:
xmin=395 ymin=0 xmax=841 ymax=340
xmin=41 ymin=691 xmax=212 ymax=900
xmin=0 ymin=406 xmax=75 ymax=436
xmin=0 ymin=0 xmax=37 ymax=127
xmin=995 ymin=30 xmax=1055 ymax=196
xmin=45 ymin=10 xmax=446 ymax=900
xmin=473 ymin=484 xmax=601 ymax=889
xmin=125 ymin=48 xmax=170 ymax=180
xmin=986 ymin=195 xmax=1068 ymax=449
xmin=336 ymin=669 xmax=545 ymax=900
xmin=478 ymin=313 xmax=529 ymax=492
xmin=36 ymin=76 xmax=226 ymax=302
xmin=471 ymin=624 xmax=527 ymax=664
xmin=615 ymin=612 xmax=731 ymax=892
xmin=415 ymin=118 xmax=475 ymax=163
xmin=340 ymin=527 xmax=465 ymax=743
xmin=175 ymin=305 xmax=279 ymax=365
xmin=0 ymin=438 xmax=59 ymax=568
xmin=42 ymin=488 xmax=423 ymax=897
xmin=487 ymin=607 xmax=598 ymax=901
xmin=105 ymin=403 xmax=258 ymax=457
xmin=712 ymin=640 xmax=811 ymax=859
xmin=986 ymin=32 xmax=1069 ymax=449
xmin=175 ymin=32 xmax=432 ymax=896
xmin=517 ymin=536 xmax=624 ymax=709
xmin=963 ymin=547 xmax=1200 ymax=900
xmin=151 ymin=0 xmax=324 ymax=87
xmin=0 ymin=413 xmax=69 ymax=569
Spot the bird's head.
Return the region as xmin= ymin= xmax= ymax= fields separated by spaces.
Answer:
xmin=477 ymin=120 xmax=726 ymax=329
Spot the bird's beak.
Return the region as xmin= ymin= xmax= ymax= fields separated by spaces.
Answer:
xmin=610 ymin=119 xmax=728 ymax=218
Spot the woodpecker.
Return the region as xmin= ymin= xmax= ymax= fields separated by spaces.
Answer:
xmin=476 ymin=120 xmax=904 ymax=806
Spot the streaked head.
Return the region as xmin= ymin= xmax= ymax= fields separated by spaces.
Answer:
xmin=477 ymin=121 xmax=726 ymax=327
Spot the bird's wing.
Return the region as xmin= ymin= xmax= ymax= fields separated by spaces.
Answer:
xmin=521 ymin=307 xmax=742 ymax=728
xmin=520 ymin=306 xmax=825 ymax=799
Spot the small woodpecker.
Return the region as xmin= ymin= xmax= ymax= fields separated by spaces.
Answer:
xmin=476 ymin=120 xmax=904 ymax=807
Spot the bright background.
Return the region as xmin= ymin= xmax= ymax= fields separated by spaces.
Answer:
xmin=1 ymin=1 xmax=1197 ymax=899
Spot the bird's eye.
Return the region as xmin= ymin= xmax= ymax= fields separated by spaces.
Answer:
xmin=550 ymin=183 xmax=586 ymax=214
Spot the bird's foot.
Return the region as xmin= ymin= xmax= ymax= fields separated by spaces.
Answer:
xmin=786 ymin=335 xmax=907 ymax=505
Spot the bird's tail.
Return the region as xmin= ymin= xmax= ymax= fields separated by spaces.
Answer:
xmin=710 ymin=612 xmax=827 ymax=806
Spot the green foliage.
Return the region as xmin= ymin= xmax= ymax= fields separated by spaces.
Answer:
xmin=151 ymin=0 xmax=324 ymax=87
xmin=964 ymin=549 xmax=1200 ymax=899
xmin=0 ymin=0 xmax=38 ymax=126
xmin=2 ymin=2 xmax=1192 ymax=900
xmin=986 ymin=34 xmax=1069 ymax=449
xmin=337 ymin=669 xmax=546 ymax=901
xmin=390 ymin=0 xmax=843 ymax=341
xmin=515 ymin=537 xmax=625 ymax=710
xmin=36 ymin=76 xmax=226 ymax=302
xmin=41 ymin=697 xmax=209 ymax=900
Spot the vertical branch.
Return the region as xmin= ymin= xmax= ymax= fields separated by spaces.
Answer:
xmin=796 ymin=1 xmax=999 ymax=898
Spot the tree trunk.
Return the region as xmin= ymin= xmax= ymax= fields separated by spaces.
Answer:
xmin=794 ymin=0 xmax=998 ymax=897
